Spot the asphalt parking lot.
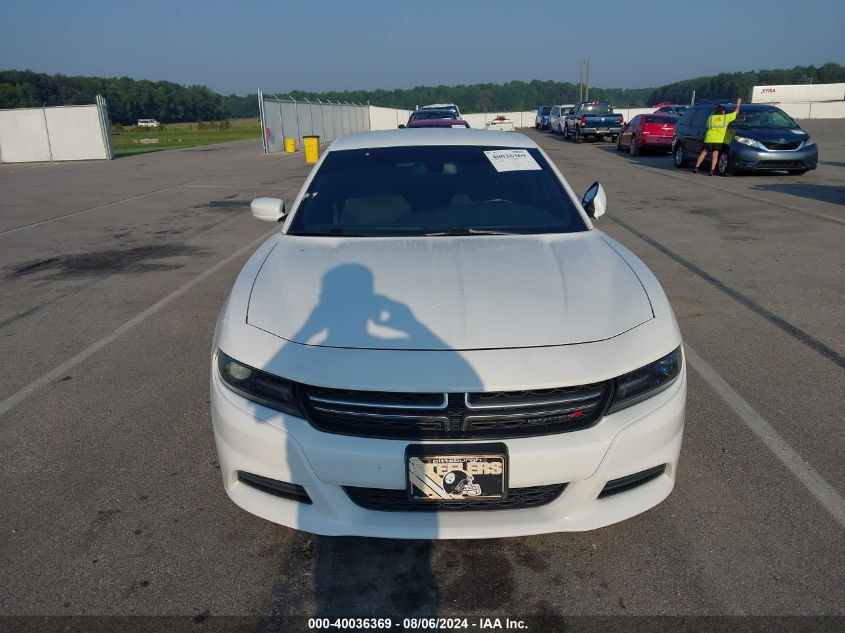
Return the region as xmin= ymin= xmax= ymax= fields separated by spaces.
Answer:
xmin=1 ymin=121 xmax=843 ymax=627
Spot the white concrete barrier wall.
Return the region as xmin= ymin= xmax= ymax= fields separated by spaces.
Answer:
xmin=44 ymin=105 xmax=110 ymax=161
xmin=0 ymin=102 xmax=111 ymax=163
xmin=368 ymin=107 xmax=673 ymax=131
xmin=369 ymin=105 xmax=413 ymax=130
xmin=774 ymin=100 xmax=845 ymax=120
xmin=368 ymin=101 xmax=845 ymax=133
xmin=0 ymin=109 xmax=52 ymax=162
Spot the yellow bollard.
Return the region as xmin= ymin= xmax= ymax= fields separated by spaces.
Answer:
xmin=303 ymin=135 xmax=320 ymax=164
xmin=284 ymin=138 xmax=296 ymax=153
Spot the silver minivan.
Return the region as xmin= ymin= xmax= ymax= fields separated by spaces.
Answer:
xmin=549 ymin=104 xmax=573 ymax=134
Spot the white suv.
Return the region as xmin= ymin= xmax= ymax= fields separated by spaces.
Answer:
xmin=136 ymin=119 xmax=160 ymax=128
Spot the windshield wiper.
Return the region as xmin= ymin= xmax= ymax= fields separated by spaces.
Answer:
xmin=424 ymin=227 xmax=518 ymax=236
xmin=290 ymin=229 xmax=366 ymax=237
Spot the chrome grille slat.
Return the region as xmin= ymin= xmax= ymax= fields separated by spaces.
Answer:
xmin=465 ymin=403 xmax=601 ymax=422
xmin=465 ymin=387 xmax=604 ymax=410
xmin=312 ymin=406 xmax=449 ymax=423
xmin=309 ymin=392 xmax=448 ymax=410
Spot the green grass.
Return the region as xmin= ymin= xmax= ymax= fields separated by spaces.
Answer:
xmin=110 ymin=118 xmax=261 ymax=157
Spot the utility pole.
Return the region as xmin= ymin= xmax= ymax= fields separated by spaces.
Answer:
xmin=585 ymin=58 xmax=590 ymax=102
xmin=578 ymin=58 xmax=591 ymax=102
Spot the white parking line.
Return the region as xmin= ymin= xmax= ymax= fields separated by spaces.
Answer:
xmin=0 ymin=228 xmax=277 ymax=419
xmin=684 ymin=344 xmax=845 ymax=529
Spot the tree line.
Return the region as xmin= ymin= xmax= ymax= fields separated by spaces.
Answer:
xmin=0 ymin=70 xmax=228 ymax=124
xmin=1 ymin=64 xmax=843 ymax=124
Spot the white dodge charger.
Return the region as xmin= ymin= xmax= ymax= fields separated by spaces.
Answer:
xmin=211 ymin=129 xmax=686 ymax=539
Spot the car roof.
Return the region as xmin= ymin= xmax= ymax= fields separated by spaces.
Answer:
xmin=329 ymin=129 xmax=539 ymax=151
xmin=411 ymin=109 xmax=455 ymax=116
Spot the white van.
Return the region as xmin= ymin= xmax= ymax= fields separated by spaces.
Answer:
xmin=136 ymin=119 xmax=161 ymax=128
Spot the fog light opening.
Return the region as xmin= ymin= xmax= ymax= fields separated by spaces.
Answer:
xmin=598 ymin=464 xmax=667 ymax=499
xmin=237 ymin=471 xmax=312 ymax=504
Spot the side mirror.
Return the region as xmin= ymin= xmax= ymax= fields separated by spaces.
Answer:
xmin=581 ymin=182 xmax=607 ymax=219
xmin=398 ymin=124 xmax=406 ymax=129
xmin=250 ymin=197 xmax=286 ymax=222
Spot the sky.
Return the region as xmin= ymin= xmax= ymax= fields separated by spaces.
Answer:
xmin=1 ymin=0 xmax=843 ymax=95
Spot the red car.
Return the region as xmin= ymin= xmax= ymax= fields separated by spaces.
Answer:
xmin=402 ymin=109 xmax=470 ymax=129
xmin=616 ymin=113 xmax=678 ymax=155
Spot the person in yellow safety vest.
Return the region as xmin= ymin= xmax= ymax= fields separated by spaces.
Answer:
xmin=693 ymin=97 xmax=742 ymax=175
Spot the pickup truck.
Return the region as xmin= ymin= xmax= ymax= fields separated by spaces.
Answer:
xmin=563 ymin=102 xmax=624 ymax=144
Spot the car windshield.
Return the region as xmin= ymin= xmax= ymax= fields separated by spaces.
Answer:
xmin=645 ymin=115 xmax=677 ymax=124
xmin=539 ymin=106 xmax=552 ymax=115
xmin=582 ymin=103 xmax=612 ymax=114
xmin=733 ymin=108 xmax=798 ymax=129
xmin=288 ymin=145 xmax=588 ymax=237
xmin=411 ymin=110 xmax=457 ymax=121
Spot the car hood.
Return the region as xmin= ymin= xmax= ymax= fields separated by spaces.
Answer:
xmin=247 ymin=232 xmax=654 ymax=351
xmin=730 ymin=126 xmax=809 ymax=142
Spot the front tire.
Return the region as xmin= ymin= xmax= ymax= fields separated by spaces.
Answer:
xmin=673 ymin=142 xmax=688 ymax=168
xmin=717 ymin=151 xmax=731 ymax=176
xmin=615 ymin=135 xmax=623 ymax=151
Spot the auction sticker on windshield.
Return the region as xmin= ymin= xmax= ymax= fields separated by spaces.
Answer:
xmin=484 ymin=149 xmax=542 ymax=172
xmin=407 ymin=445 xmax=507 ymax=501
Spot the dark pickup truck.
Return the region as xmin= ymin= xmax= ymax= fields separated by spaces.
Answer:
xmin=563 ymin=102 xmax=624 ymax=143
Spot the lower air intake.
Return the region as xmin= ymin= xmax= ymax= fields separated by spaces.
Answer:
xmin=598 ymin=465 xmax=666 ymax=499
xmin=344 ymin=483 xmax=566 ymax=512
xmin=237 ymin=471 xmax=312 ymax=504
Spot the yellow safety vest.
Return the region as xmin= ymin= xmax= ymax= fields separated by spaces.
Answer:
xmin=704 ymin=111 xmax=737 ymax=144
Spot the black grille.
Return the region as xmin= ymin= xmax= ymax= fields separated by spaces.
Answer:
xmin=761 ymin=140 xmax=801 ymax=150
xmin=756 ymin=160 xmax=805 ymax=169
xmin=344 ymin=484 xmax=566 ymax=512
xmin=299 ymin=383 xmax=610 ymax=439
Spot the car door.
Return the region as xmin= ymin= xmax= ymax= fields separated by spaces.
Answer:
xmin=621 ymin=115 xmax=639 ymax=148
xmin=550 ymin=106 xmax=560 ymax=131
xmin=686 ymin=106 xmax=713 ymax=156
xmin=564 ymin=105 xmax=577 ymax=134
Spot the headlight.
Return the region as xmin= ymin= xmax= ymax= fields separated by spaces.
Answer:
xmin=607 ymin=347 xmax=682 ymax=414
xmin=217 ymin=350 xmax=303 ymax=417
xmin=734 ymin=135 xmax=764 ymax=149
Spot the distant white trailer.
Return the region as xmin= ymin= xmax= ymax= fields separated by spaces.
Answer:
xmin=751 ymin=83 xmax=845 ymax=104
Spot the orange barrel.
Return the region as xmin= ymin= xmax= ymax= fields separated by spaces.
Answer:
xmin=303 ymin=135 xmax=320 ymax=164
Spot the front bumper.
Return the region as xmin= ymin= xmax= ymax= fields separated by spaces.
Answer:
xmin=210 ymin=362 xmax=686 ymax=539
xmin=728 ymin=141 xmax=818 ymax=171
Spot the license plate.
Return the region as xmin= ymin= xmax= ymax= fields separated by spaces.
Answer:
xmin=406 ymin=444 xmax=508 ymax=502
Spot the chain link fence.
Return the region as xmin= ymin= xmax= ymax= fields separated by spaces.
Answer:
xmin=258 ymin=91 xmax=370 ymax=154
